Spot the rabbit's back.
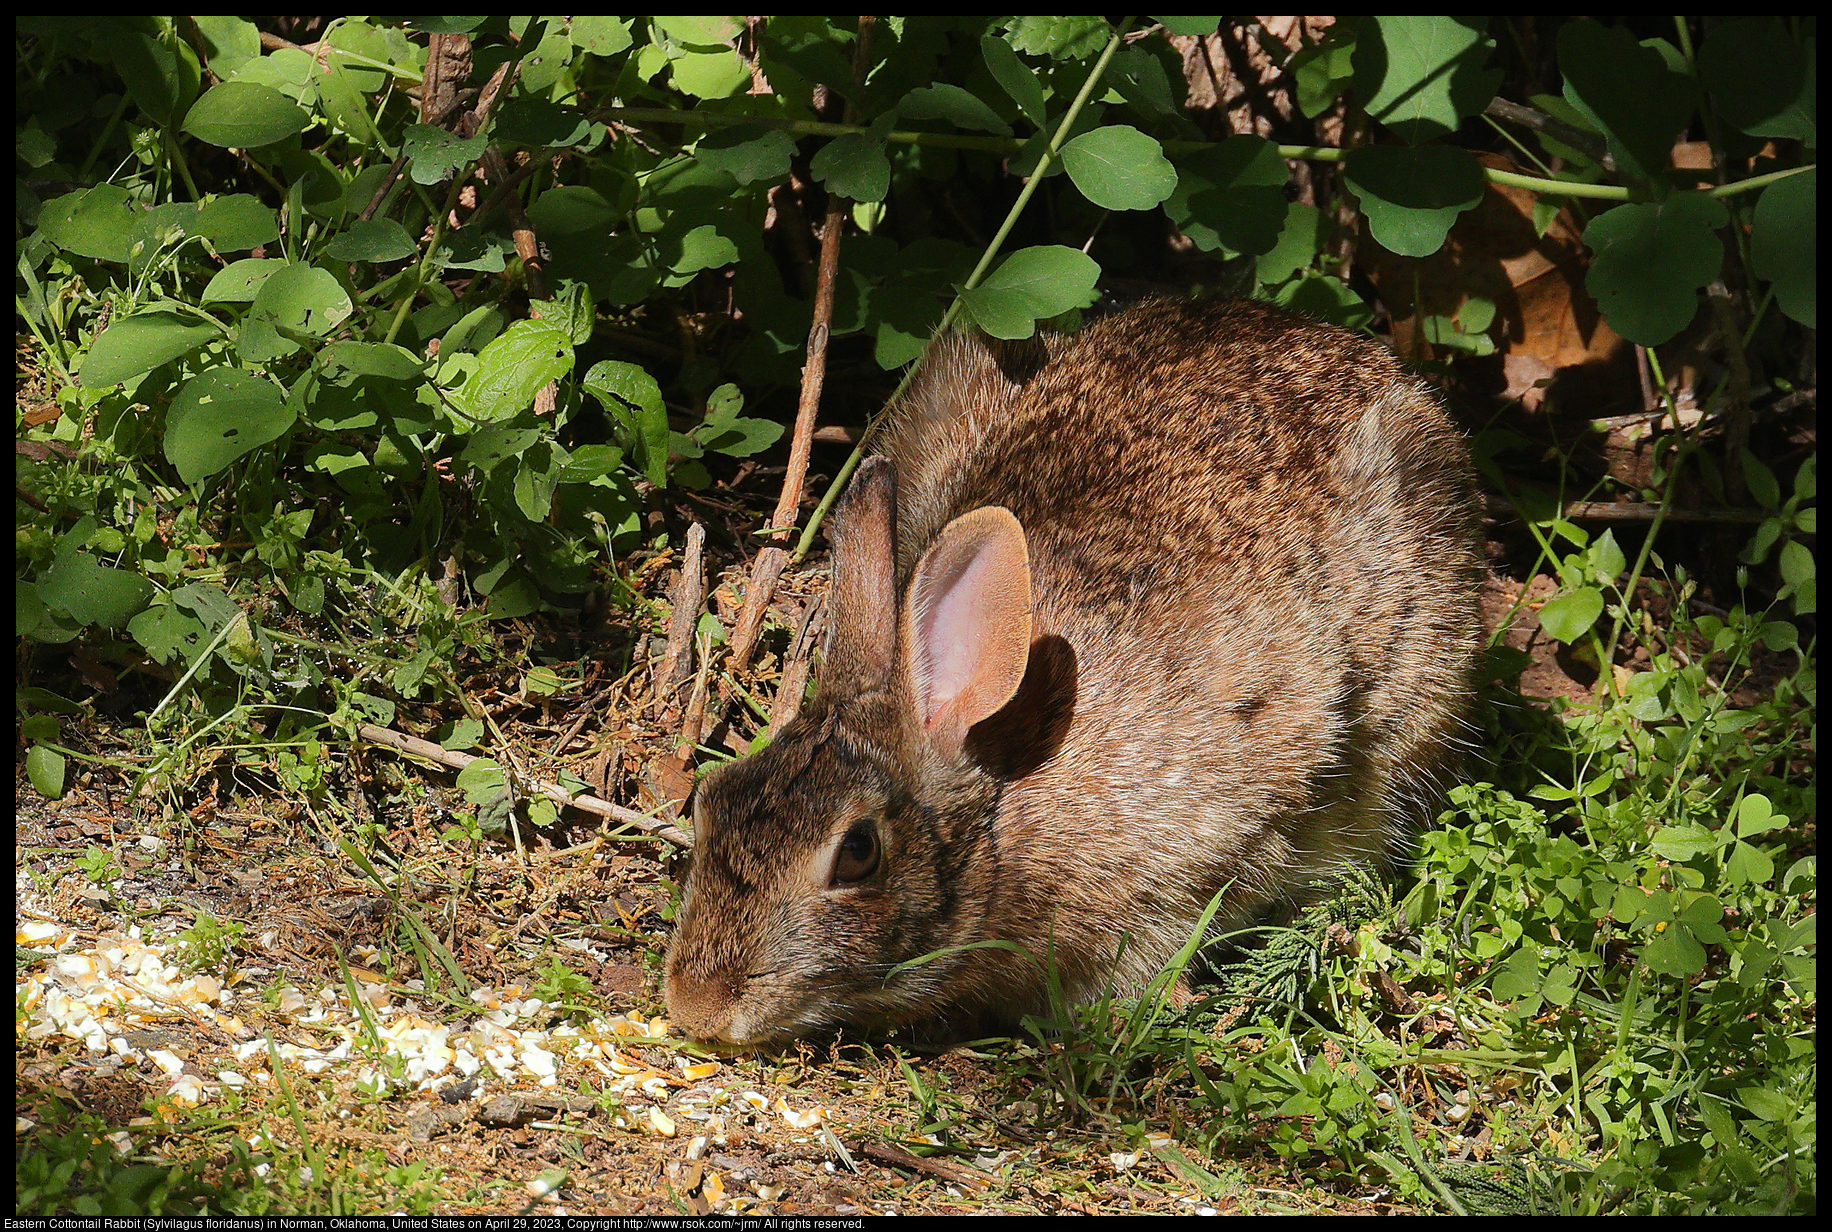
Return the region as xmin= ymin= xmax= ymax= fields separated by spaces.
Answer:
xmin=878 ymin=299 xmax=1482 ymax=997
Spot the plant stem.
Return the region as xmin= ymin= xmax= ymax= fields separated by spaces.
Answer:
xmin=791 ymin=18 xmax=1138 ymax=564
xmin=1599 ymin=349 xmax=1684 ymax=692
xmin=598 ymin=105 xmax=1812 ymax=204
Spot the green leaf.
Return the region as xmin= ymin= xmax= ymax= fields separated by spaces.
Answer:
xmin=1738 ymin=1085 xmax=1796 ymax=1124
xmin=695 ymin=417 xmax=785 ymax=458
xmin=1060 ymin=125 xmax=1178 ymax=211
xmin=484 ymin=576 xmax=540 ymax=621
xmin=104 ymin=22 xmax=201 ymax=128
xmin=668 ymin=45 xmax=749 ymax=99
xmin=1352 ymin=16 xmax=1501 ymax=144
xmin=704 ymin=383 xmax=745 ymax=425
xmin=1699 ymin=17 xmax=1815 ymax=142
xmin=957 ymin=246 xmax=1100 ymax=340
xmin=693 ymin=128 xmax=798 ymax=185
xmin=1537 ymin=586 xmax=1604 ymax=643
xmin=79 ymin=309 xmax=219 ymax=389
xmin=1650 ymin=822 xmax=1717 ymax=861
xmin=514 ymin=443 xmax=563 ymax=521
xmin=493 ymin=98 xmax=598 ymax=150
xmin=1750 ymin=170 xmax=1815 ymax=330
xmin=1489 ymin=946 xmax=1542 ymax=1001
xmin=126 ymin=201 xmax=200 ymax=274
xmin=1757 ymin=619 xmax=1800 ymax=654
xmin=320 ymin=340 xmax=429 ymax=383
xmin=460 ymin=426 xmax=541 ymax=473
xmin=1542 ymin=961 xmax=1579 ymax=1007
xmin=402 ymin=123 xmax=488 ymax=185
xmin=532 ymin=280 xmax=597 ymax=347
xmin=1558 ymin=21 xmax=1696 ymax=189
xmin=299 ymin=340 xmax=435 ymax=434
xmin=666 ymin=223 xmax=740 ymax=280
xmin=517 ymin=23 xmax=578 ymax=95
xmin=27 ymin=746 xmax=67 ymax=800
xmin=459 ymin=320 xmax=575 ymax=422
xmin=654 ymin=16 xmax=741 ymax=46
xmin=455 ymin=756 xmax=506 ymax=803
xmin=37 ymin=185 xmax=139 ymax=263
xmin=555 ymin=443 xmax=624 ymax=483
xmin=873 ymin=237 xmax=978 ymax=368
xmin=585 ymin=360 xmax=670 ymax=486
xmin=1726 ymin=841 xmax=1775 ymax=888
xmin=982 ymin=34 xmax=1047 ymax=126
xmin=162 ymin=368 xmax=292 ymax=487
xmin=1739 ymin=447 xmax=1782 ymax=510
xmin=238 ymin=262 xmax=355 ymax=362
xmin=523 ymin=183 xmax=622 ymax=236
xmin=37 ymin=552 xmax=155 ymax=630
xmin=1584 ymin=193 xmax=1730 ymax=346
xmin=811 ymin=133 xmax=891 ymax=203
xmin=182 ymin=81 xmax=310 ymax=148
xmin=1589 ymin=529 xmax=1626 ymax=584
xmin=897 ymin=83 xmax=1013 ymax=136
xmin=1152 ymin=17 xmax=1221 ymax=37
xmin=1004 ymin=16 xmax=1111 ymax=60
xmin=572 ymin=16 xmax=634 ymax=57
xmin=193 ymin=195 xmax=280 ymax=252
xmin=1778 ymin=539 xmax=1814 ymax=589
xmin=127 ymin=583 xmax=239 ymax=666
xmin=324 ymin=217 xmax=418 ymax=263
xmin=1167 ymin=135 xmax=1289 ymax=255
xmin=1256 ymin=203 xmax=1324 ymax=284
xmin=1642 ymin=925 xmax=1707 ymax=977
xmin=192 ymin=15 xmax=262 ymax=78
xmin=1342 ymin=144 xmax=1486 ymax=257
xmin=1108 ymin=43 xmax=1180 ymax=119
xmin=1271 ymin=274 xmax=1374 ymax=329
xmin=1290 ymin=29 xmax=1357 ymax=118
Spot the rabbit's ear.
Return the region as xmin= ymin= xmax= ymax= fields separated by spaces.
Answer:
xmin=904 ymin=506 xmax=1032 ymax=754
xmin=827 ymin=456 xmax=899 ymax=681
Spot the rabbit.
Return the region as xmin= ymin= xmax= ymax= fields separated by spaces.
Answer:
xmin=663 ymin=297 xmax=1483 ymax=1045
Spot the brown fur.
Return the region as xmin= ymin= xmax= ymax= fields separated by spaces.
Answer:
xmin=664 ymin=298 xmax=1483 ymax=1044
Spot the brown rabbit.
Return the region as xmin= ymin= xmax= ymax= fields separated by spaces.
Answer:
xmin=664 ymin=298 xmax=1483 ymax=1044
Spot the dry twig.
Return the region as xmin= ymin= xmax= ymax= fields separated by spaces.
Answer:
xmin=654 ymin=522 xmax=708 ymax=707
xmin=726 ymin=15 xmax=876 ymax=675
xmin=356 ymin=723 xmax=691 ymax=849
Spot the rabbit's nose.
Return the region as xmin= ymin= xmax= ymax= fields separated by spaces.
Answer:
xmin=662 ymin=957 xmax=748 ymax=1042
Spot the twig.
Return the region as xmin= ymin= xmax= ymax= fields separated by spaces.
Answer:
xmin=1483 ymin=97 xmax=1613 ymax=169
xmin=356 ymin=723 xmax=690 ymax=848
xmin=654 ymin=522 xmax=706 ymax=707
xmin=1484 ymin=494 xmax=1764 ymax=524
xmin=853 ymin=1140 xmax=992 ymax=1192
xmin=726 ymin=545 xmax=789 ymax=675
xmin=726 ymin=15 xmax=875 ymax=674
xmin=482 ymin=145 xmax=546 ymax=304
xmin=1707 ymin=282 xmax=1754 ymax=504
xmin=768 ymin=596 xmax=824 ymax=737
xmin=678 ymin=623 xmax=715 ymax=751
xmin=546 ymin=702 xmax=596 ymax=760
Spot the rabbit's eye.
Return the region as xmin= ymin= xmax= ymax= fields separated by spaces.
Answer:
xmin=829 ymin=820 xmax=880 ymax=886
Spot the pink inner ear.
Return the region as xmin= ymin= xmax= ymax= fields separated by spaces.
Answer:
xmin=908 ymin=507 xmax=1031 ymax=748
xmin=924 ymin=547 xmax=1003 ymax=701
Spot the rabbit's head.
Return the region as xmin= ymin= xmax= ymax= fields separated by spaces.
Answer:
xmin=663 ymin=457 xmax=1040 ymax=1044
